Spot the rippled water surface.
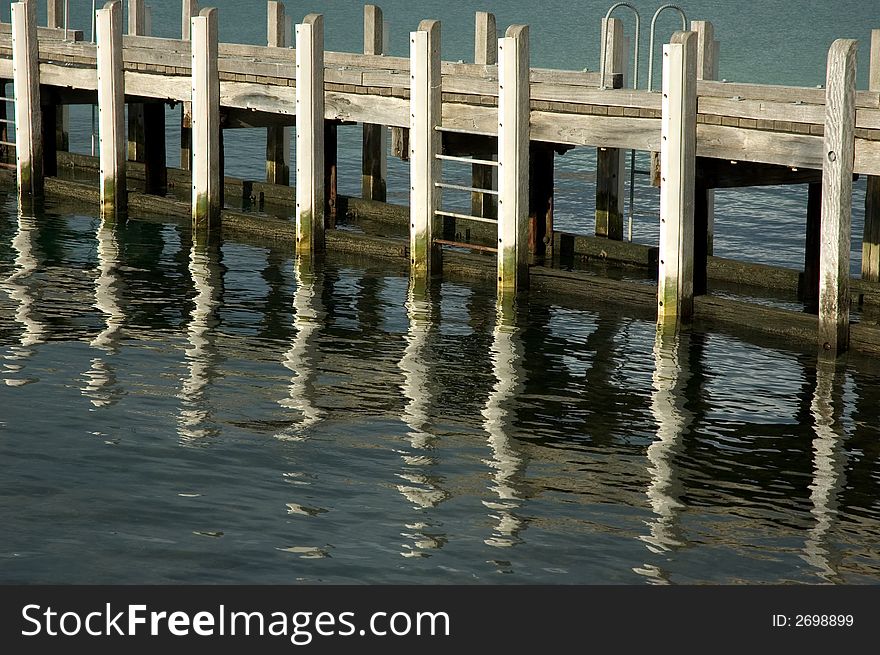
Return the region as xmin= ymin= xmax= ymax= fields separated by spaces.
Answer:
xmin=1 ymin=193 xmax=879 ymax=584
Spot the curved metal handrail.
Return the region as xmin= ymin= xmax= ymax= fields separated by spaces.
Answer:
xmin=647 ymin=4 xmax=688 ymax=92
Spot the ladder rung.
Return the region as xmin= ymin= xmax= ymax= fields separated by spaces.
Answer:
xmin=0 ymin=140 xmax=16 ymax=147
xmin=433 ymin=238 xmax=497 ymax=254
xmin=435 ymin=210 xmax=498 ymax=224
xmin=434 ymin=125 xmax=493 ymax=136
xmin=436 ymin=154 xmax=499 ymax=167
xmin=435 ymin=182 xmax=498 ymax=196
xmin=0 ymin=118 xmax=14 ymax=124
xmin=0 ymin=162 xmax=15 ymax=169
xmin=1 ymin=97 xmax=15 ymax=103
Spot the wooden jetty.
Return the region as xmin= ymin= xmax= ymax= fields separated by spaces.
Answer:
xmin=1 ymin=1 xmax=880 ymax=356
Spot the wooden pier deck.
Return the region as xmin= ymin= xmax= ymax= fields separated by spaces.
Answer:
xmin=1 ymin=1 xmax=880 ymax=357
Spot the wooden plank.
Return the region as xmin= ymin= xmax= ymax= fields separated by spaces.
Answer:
xmin=530 ymin=111 xmax=660 ymax=150
xmin=818 ymin=39 xmax=857 ymax=355
xmin=266 ymin=0 xmax=290 ymax=186
xmin=497 ymin=25 xmax=530 ymax=296
xmin=191 ymin=7 xmax=220 ymax=228
xmin=864 ymin=29 xmax=880 ymax=282
xmin=97 ymin=0 xmax=126 ymax=217
xmin=12 ymin=0 xmax=43 ymax=202
xmin=362 ymin=4 xmax=386 ymax=201
xmin=0 ymin=23 xmax=83 ymax=41
xmin=657 ymin=31 xmax=697 ymax=328
xmin=295 ymin=14 xmax=325 ymax=254
xmin=409 ymin=20 xmax=442 ymax=280
xmin=697 ymin=80 xmax=879 ymax=109
xmin=595 ymin=17 xmax=624 ymax=241
xmin=472 ymin=11 xmax=497 ymax=220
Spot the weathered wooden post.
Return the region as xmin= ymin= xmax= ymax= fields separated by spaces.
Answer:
xmin=595 ymin=17 xmax=625 ymax=240
xmin=266 ymin=1 xmax=290 ymax=186
xmin=127 ymin=0 xmax=147 ymax=162
xmin=692 ymin=20 xmax=718 ymax=257
xmin=409 ymin=19 xmax=442 ymax=280
xmin=191 ymin=7 xmax=220 ymax=228
xmin=803 ymin=181 xmax=822 ymax=311
xmin=657 ymin=31 xmax=697 ymax=328
xmin=362 ymin=4 xmax=387 ymax=201
xmin=818 ymin=39 xmax=858 ymax=355
xmin=180 ymin=0 xmax=199 ymax=170
xmin=47 ymin=0 xmax=69 ymax=152
xmin=472 ymin=11 xmax=497 ymax=221
xmin=97 ymin=0 xmax=126 ymax=217
xmin=11 ymin=0 xmax=43 ymax=203
xmin=862 ymin=29 xmax=880 ymax=283
xmin=497 ymin=25 xmax=530 ymax=297
xmin=295 ymin=14 xmax=325 ymax=255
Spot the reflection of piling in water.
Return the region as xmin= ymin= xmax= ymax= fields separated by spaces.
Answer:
xmin=82 ymin=218 xmax=125 ymax=408
xmin=639 ymin=329 xmax=692 ymax=570
xmin=178 ymin=233 xmax=223 ymax=444
xmin=802 ymin=358 xmax=848 ymax=581
xmin=2 ymin=213 xmax=44 ymax=386
xmin=277 ymin=256 xmax=324 ymax=437
xmin=481 ymin=301 xmax=527 ymax=548
xmin=396 ymin=280 xmax=448 ymax=557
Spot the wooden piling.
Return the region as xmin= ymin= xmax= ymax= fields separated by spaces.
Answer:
xmin=862 ymin=29 xmax=880 ymax=283
xmin=472 ymin=11 xmax=497 ymax=221
xmin=595 ymin=17 xmax=624 ymax=240
xmin=803 ymin=181 xmax=822 ymax=311
xmin=295 ymin=14 xmax=325 ymax=254
xmin=191 ymin=7 xmax=220 ymax=228
xmin=657 ymin=31 xmax=697 ymax=327
xmin=692 ymin=20 xmax=718 ymax=256
xmin=497 ymin=25 xmax=530 ymax=296
xmin=528 ymin=143 xmax=553 ymax=264
xmin=266 ymin=1 xmax=290 ymax=186
xmin=409 ymin=20 xmax=441 ymax=280
xmin=47 ymin=0 xmax=69 ymax=152
xmin=818 ymin=39 xmax=857 ymax=355
xmin=96 ymin=0 xmax=125 ymax=217
xmin=325 ymin=120 xmax=338 ymax=228
xmin=362 ymin=5 xmax=387 ymax=201
xmin=12 ymin=0 xmax=43 ymax=203
xmin=143 ymin=102 xmax=167 ymax=195
xmin=180 ymin=0 xmax=198 ymax=171
xmin=127 ymin=0 xmax=147 ymax=163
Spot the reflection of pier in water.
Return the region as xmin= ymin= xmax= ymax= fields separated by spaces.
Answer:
xmin=277 ymin=257 xmax=324 ymax=438
xmin=177 ymin=234 xmax=224 ymax=444
xmin=1 ymin=213 xmax=44 ymax=386
xmin=481 ymin=304 xmax=528 ymax=549
xmin=81 ymin=218 xmax=125 ymax=408
xmin=396 ymin=282 xmax=449 ymax=557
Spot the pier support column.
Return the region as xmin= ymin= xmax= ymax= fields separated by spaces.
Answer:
xmin=818 ymin=39 xmax=857 ymax=355
xmin=47 ymin=0 xmax=69 ymax=152
xmin=862 ymin=29 xmax=880 ymax=282
xmin=362 ymin=4 xmax=387 ymax=201
xmin=528 ymin=142 xmax=553 ymax=264
xmin=97 ymin=0 xmax=126 ymax=217
xmin=266 ymin=1 xmax=290 ymax=186
xmin=191 ymin=7 xmax=220 ymax=228
xmin=802 ymin=181 xmax=822 ymax=311
xmin=595 ymin=17 xmax=625 ymax=240
xmin=472 ymin=11 xmax=497 ymax=221
xmin=657 ymin=31 xmax=697 ymax=328
xmin=295 ymin=14 xmax=325 ymax=255
xmin=325 ymin=120 xmax=338 ymax=228
xmin=497 ymin=25 xmax=530 ymax=297
xmin=409 ymin=20 xmax=442 ymax=281
xmin=127 ymin=0 xmax=147 ymax=162
xmin=692 ymin=20 xmax=719 ymax=256
xmin=12 ymin=0 xmax=43 ymax=204
xmin=144 ymin=102 xmax=167 ymax=195
xmin=180 ymin=0 xmax=199 ymax=170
